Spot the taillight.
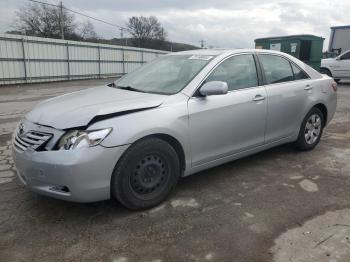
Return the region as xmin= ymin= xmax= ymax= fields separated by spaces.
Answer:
xmin=331 ymin=81 xmax=337 ymax=92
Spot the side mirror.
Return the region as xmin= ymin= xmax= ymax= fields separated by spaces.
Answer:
xmin=336 ymin=56 xmax=341 ymax=61
xmin=199 ymin=81 xmax=228 ymax=96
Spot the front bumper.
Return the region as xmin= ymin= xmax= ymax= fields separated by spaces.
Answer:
xmin=12 ymin=144 xmax=129 ymax=203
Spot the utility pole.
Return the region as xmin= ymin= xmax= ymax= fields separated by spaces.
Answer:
xmin=59 ymin=1 xmax=64 ymax=39
xmin=120 ymin=28 xmax=124 ymax=46
xmin=120 ymin=28 xmax=128 ymax=46
xmin=199 ymin=40 xmax=206 ymax=48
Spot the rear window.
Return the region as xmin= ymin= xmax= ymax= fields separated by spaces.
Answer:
xmin=291 ymin=63 xmax=309 ymax=80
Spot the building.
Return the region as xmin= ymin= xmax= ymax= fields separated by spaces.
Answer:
xmin=328 ymin=25 xmax=350 ymax=55
xmin=255 ymin=34 xmax=324 ymax=70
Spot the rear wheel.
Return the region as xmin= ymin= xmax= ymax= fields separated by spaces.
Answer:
xmin=111 ymin=137 xmax=180 ymax=210
xmin=295 ymin=107 xmax=324 ymax=151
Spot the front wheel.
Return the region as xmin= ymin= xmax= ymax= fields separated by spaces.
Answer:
xmin=295 ymin=107 xmax=324 ymax=151
xmin=111 ymin=137 xmax=180 ymax=210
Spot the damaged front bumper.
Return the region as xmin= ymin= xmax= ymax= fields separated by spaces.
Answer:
xmin=12 ymin=143 xmax=129 ymax=203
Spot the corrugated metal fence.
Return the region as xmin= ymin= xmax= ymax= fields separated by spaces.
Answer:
xmin=0 ymin=34 xmax=168 ymax=85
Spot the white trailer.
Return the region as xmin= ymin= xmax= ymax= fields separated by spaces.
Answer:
xmin=328 ymin=25 xmax=350 ymax=55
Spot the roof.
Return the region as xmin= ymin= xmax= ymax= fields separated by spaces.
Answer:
xmin=169 ymin=48 xmax=288 ymax=56
xmin=255 ymin=34 xmax=324 ymax=41
xmin=331 ymin=25 xmax=350 ymax=30
xmin=169 ymin=49 xmax=230 ymax=56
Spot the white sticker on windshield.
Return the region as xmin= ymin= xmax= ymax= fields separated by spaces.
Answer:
xmin=188 ymin=55 xmax=213 ymax=61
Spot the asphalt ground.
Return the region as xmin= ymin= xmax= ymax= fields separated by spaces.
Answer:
xmin=0 ymin=79 xmax=349 ymax=262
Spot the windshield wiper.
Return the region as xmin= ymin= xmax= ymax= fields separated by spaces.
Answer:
xmin=117 ymin=85 xmax=145 ymax=93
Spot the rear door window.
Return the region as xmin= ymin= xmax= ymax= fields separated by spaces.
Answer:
xmin=259 ymin=54 xmax=294 ymax=84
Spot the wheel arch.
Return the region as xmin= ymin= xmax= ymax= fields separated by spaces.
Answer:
xmin=320 ymin=66 xmax=332 ymax=77
xmin=296 ymin=102 xmax=329 ymax=137
xmin=118 ymin=133 xmax=187 ymax=176
xmin=147 ymin=133 xmax=186 ymax=175
xmin=313 ymin=103 xmax=328 ymax=126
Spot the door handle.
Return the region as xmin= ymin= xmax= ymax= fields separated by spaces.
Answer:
xmin=252 ymin=94 xmax=265 ymax=102
xmin=304 ymin=85 xmax=312 ymax=91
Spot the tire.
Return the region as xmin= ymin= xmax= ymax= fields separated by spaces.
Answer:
xmin=111 ymin=137 xmax=180 ymax=210
xmin=295 ymin=107 xmax=325 ymax=151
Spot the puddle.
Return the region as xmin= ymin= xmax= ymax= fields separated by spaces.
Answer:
xmin=299 ymin=179 xmax=319 ymax=192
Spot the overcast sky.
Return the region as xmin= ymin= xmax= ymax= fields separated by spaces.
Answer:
xmin=0 ymin=0 xmax=349 ymax=50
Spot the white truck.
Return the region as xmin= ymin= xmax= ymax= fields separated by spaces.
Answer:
xmin=321 ymin=50 xmax=350 ymax=83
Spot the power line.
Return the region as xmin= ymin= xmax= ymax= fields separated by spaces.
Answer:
xmin=64 ymin=6 xmax=128 ymax=30
xmin=28 ymin=0 xmax=57 ymax=7
xmin=28 ymin=0 xmax=128 ymax=30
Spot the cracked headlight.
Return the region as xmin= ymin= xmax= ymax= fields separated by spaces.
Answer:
xmin=58 ymin=128 xmax=112 ymax=150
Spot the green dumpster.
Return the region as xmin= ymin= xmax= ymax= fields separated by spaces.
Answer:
xmin=254 ymin=34 xmax=324 ymax=71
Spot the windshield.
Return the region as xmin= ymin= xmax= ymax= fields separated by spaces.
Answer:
xmin=114 ymin=55 xmax=214 ymax=95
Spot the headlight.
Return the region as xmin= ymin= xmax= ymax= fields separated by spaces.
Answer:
xmin=58 ymin=128 xmax=112 ymax=150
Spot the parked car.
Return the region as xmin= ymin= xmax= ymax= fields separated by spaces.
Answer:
xmin=321 ymin=50 xmax=350 ymax=83
xmin=12 ymin=49 xmax=337 ymax=210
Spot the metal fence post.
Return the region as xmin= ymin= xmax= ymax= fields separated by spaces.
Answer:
xmin=66 ymin=42 xmax=70 ymax=80
xmin=21 ymin=38 xmax=28 ymax=83
xmin=122 ymin=48 xmax=125 ymax=75
xmin=98 ymin=46 xmax=101 ymax=78
xmin=141 ymin=49 xmax=144 ymax=64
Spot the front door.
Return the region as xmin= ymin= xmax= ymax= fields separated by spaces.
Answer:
xmin=188 ymin=54 xmax=267 ymax=166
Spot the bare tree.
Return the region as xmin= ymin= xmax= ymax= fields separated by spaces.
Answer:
xmin=13 ymin=2 xmax=96 ymax=41
xmin=126 ymin=16 xmax=167 ymax=47
xmin=79 ymin=21 xmax=98 ymax=40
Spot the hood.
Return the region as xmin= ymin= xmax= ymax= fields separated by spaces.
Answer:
xmin=25 ymin=85 xmax=165 ymax=129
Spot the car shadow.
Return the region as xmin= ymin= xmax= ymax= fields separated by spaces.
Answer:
xmin=178 ymin=143 xmax=299 ymax=188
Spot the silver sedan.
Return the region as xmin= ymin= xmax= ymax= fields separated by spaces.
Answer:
xmin=12 ymin=49 xmax=337 ymax=210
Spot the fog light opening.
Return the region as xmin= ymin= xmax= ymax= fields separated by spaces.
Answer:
xmin=50 ymin=185 xmax=70 ymax=193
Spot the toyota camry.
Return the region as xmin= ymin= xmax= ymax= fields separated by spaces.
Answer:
xmin=12 ymin=49 xmax=337 ymax=210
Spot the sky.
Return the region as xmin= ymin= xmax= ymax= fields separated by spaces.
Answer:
xmin=0 ymin=0 xmax=349 ymax=50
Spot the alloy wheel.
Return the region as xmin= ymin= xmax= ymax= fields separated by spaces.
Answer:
xmin=304 ymin=114 xmax=322 ymax=145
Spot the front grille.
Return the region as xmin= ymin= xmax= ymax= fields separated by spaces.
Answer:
xmin=13 ymin=130 xmax=52 ymax=152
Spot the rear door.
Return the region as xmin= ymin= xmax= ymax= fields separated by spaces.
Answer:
xmin=257 ymin=54 xmax=311 ymax=143
xmin=188 ymin=54 xmax=267 ymax=166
